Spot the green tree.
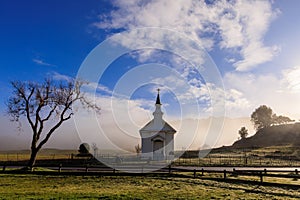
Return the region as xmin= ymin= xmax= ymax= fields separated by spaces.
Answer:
xmin=251 ymin=105 xmax=274 ymax=130
xmin=251 ymin=105 xmax=295 ymax=130
xmin=79 ymin=143 xmax=90 ymax=154
xmin=273 ymin=115 xmax=294 ymax=125
xmin=7 ymin=79 xmax=100 ymax=169
xmin=238 ymin=127 xmax=248 ymax=139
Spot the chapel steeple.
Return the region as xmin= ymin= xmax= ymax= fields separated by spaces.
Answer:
xmin=153 ymin=88 xmax=163 ymax=126
xmin=155 ymin=88 xmax=161 ymax=105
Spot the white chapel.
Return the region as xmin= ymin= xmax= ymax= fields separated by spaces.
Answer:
xmin=139 ymin=89 xmax=176 ymax=160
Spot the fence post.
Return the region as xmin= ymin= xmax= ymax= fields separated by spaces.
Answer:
xmin=223 ymin=170 xmax=226 ymax=180
xmin=193 ymin=169 xmax=196 ymax=178
xmin=2 ymin=165 xmax=6 ymax=171
xmin=259 ymin=157 xmax=262 ymax=165
xmin=58 ymin=164 xmax=62 ymax=173
xmin=260 ymin=171 xmax=263 ymax=183
xmin=201 ymin=168 xmax=204 ymax=176
xmin=264 ymin=169 xmax=267 ymax=174
xmin=295 ymin=169 xmax=298 ymax=175
xmin=168 ymin=165 xmax=171 ymax=174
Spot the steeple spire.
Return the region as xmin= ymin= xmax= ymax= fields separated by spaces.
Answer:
xmin=153 ymin=88 xmax=163 ymax=127
xmin=155 ymin=88 xmax=161 ymax=105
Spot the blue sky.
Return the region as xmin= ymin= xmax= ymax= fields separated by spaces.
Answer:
xmin=1 ymin=0 xmax=300 ymax=150
xmin=1 ymin=1 xmax=102 ymax=82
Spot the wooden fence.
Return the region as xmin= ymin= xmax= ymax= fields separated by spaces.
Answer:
xmin=2 ymin=163 xmax=299 ymax=185
xmin=1 ymin=152 xmax=300 ymax=167
xmin=169 ymin=167 xmax=300 ymax=184
xmin=173 ymin=155 xmax=300 ymax=167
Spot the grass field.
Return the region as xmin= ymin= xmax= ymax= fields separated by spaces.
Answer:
xmin=0 ymin=149 xmax=78 ymax=162
xmin=1 ymin=146 xmax=300 ymax=168
xmin=173 ymin=145 xmax=300 ymax=167
xmin=0 ymin=173 xmax=299 ymax=199
xmin=1 ymin=146 xmax=300 ymax=199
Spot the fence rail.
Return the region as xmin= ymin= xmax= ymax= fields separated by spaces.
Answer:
xmin=169 ymin=167 xmax=300 ymax=184
xmin=173 ymin=155 xmax=300 ymax=167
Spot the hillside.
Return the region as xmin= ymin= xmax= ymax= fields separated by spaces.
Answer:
xmin=232 ymin=123 xmax=300 ymax=148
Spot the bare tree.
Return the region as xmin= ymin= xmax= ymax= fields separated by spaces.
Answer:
xmin=92 ymin=143 xmax=98 ymax=157
xmin=7 ymin=79 xmax=100 ymax=169
xmin=135 ymin=144 xmax=141 ymax=155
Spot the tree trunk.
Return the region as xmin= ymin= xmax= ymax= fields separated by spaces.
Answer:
xmin=28 ymin=148 xmax=39 ymax=170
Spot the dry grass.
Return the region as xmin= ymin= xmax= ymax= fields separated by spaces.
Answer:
xmin=0 ymin=149 xmax=77 ymax=162
xmin=0 ymin=173 xmax=300 ymax=199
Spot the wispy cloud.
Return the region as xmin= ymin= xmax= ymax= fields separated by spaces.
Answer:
xmin=50 ymin=72 xmax=73 ymax=82
xmin=32 ymin=58 xmax=56 ymax=67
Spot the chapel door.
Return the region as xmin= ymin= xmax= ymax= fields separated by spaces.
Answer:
xmin=153 ymin=140 xmax=164 ymax=160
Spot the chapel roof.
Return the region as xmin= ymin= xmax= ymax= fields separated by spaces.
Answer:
xmin=140 ymin=119 xmax=176 ymax=133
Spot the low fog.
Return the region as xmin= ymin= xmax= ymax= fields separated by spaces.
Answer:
xmin=0 ymin=115 xmax=254 ymax=151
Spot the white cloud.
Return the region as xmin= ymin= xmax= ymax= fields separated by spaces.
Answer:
xmin=234 ymin=43 xmax=280 ymax=71
xmin=81 ymin=82 xmax=113 ymax=96
xmin=225 ymin=89 xmax=251 ymax=116
xmin=33 ymin=58 xmax=56 ymax=67
xmin=223 ymin=69 xmax=300 ymax=119
xmin=49 ymin=73 xmax=113 ymax=96
xmin=145 ymin=73 xmax=250 ymax=118
xmin=281 ymin=66 xmax=300 ymax=93
xmin=94 ymin=0 xmax=279 ymax=71
xmin=51 ymin=72 xmax=73 ymax=82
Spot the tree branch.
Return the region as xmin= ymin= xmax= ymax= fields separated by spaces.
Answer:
xmin=36 ymin=88 xmax=74 ymax=150
xmin=41 ymin=105 xmax=57 ymax=122
xmin=36 ymin=105 xmax=71 ymax=150
xmin=13 ymin=82 xmax=36 ymax=133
